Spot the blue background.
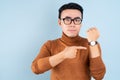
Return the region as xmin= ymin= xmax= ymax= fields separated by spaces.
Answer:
xmin=0 ymin=0 xmax=120 ymax=80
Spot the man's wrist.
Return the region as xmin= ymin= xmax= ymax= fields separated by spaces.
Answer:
xmin=88 ymin=41 xmax=98 ymax=47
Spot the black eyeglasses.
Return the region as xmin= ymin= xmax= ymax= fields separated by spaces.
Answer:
xmin=61 ymin=17 xmax=82 ymax=25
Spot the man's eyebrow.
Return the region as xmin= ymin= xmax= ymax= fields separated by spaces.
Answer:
xmin=64 ymin=16 xmax=81 ymax=19
xmin=74 ymin=17 xmax=81 ymax=19
xmin=64 ymin=16 xmax=72 ymax=18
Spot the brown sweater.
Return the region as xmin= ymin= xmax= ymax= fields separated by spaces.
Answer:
xmin=31 ymin=33 xmax=106 ymax=80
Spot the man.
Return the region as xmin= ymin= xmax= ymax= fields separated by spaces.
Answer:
xmin=31 ymin=2 xmax=106 ymax=80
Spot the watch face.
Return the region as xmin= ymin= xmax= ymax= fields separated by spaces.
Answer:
xmin=89 ymin=41 xmax=98 ymax=46
xmin=91 ymin=41 xmax=96 ymax=46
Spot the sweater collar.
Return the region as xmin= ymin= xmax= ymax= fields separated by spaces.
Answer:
xmin=60 ymin=32 xmax=81 ymax=46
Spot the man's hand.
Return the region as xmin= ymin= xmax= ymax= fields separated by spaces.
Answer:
xmin=86 ymin=27 xmax=100 ymax=42
xmin=63 ymin=46 xmax=86 ymax=59
xmin=49 ymin=46 xmax=86 ymax=67
xmin=86 ymin=27 xmax=101 ymax=58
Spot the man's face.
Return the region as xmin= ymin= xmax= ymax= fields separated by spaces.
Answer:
xmin=58 ymin=9 xmax=82 ymax=37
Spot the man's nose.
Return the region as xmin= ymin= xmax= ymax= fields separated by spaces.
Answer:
xmin=70 ymin=20 xmax=75 ymax=27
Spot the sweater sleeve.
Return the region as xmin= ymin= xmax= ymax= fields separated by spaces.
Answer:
xmin=90 ymin=57 xmax=106 ymax=80
xmin=89 ymin=44 xmax=106 ymax=80
xmin=31 ymin=40 xmax=52 ymax=74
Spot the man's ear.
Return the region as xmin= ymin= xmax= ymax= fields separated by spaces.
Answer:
xmin=80 ymin=23 xmax=82 ymax=27
xmin=58 ymin=19 xmax=61 ymax=26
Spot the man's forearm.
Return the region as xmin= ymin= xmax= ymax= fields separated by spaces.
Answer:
xmin=89 ymin=44 xmax=100 ymax=58
xmin=49 ymin=51 xmax=65 ymax=67
xmin=49 ymin=46 xmax=86 ymax=67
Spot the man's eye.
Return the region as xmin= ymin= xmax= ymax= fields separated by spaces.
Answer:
xmin=75 ymin=19 xmax=80 ymax=22
xmin=65 ymin=18 xmax=71 ymax=21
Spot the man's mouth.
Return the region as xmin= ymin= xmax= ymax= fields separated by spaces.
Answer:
xmin=68 ymin=30 xmax=76 ymax=32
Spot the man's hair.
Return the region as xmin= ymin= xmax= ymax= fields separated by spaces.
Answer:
xmin=58 ymin=2 xmax=83 ymax=19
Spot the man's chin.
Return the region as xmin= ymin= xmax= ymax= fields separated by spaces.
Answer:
xmin=67 ymin=34 xmax=77 ymax=37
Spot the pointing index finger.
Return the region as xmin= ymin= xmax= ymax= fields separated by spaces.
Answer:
xmin=75 ymin=46 xmax=87 ymax=50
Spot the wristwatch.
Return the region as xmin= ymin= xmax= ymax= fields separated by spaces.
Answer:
xmin=89 ymin=41 xmax=98 ymax=46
